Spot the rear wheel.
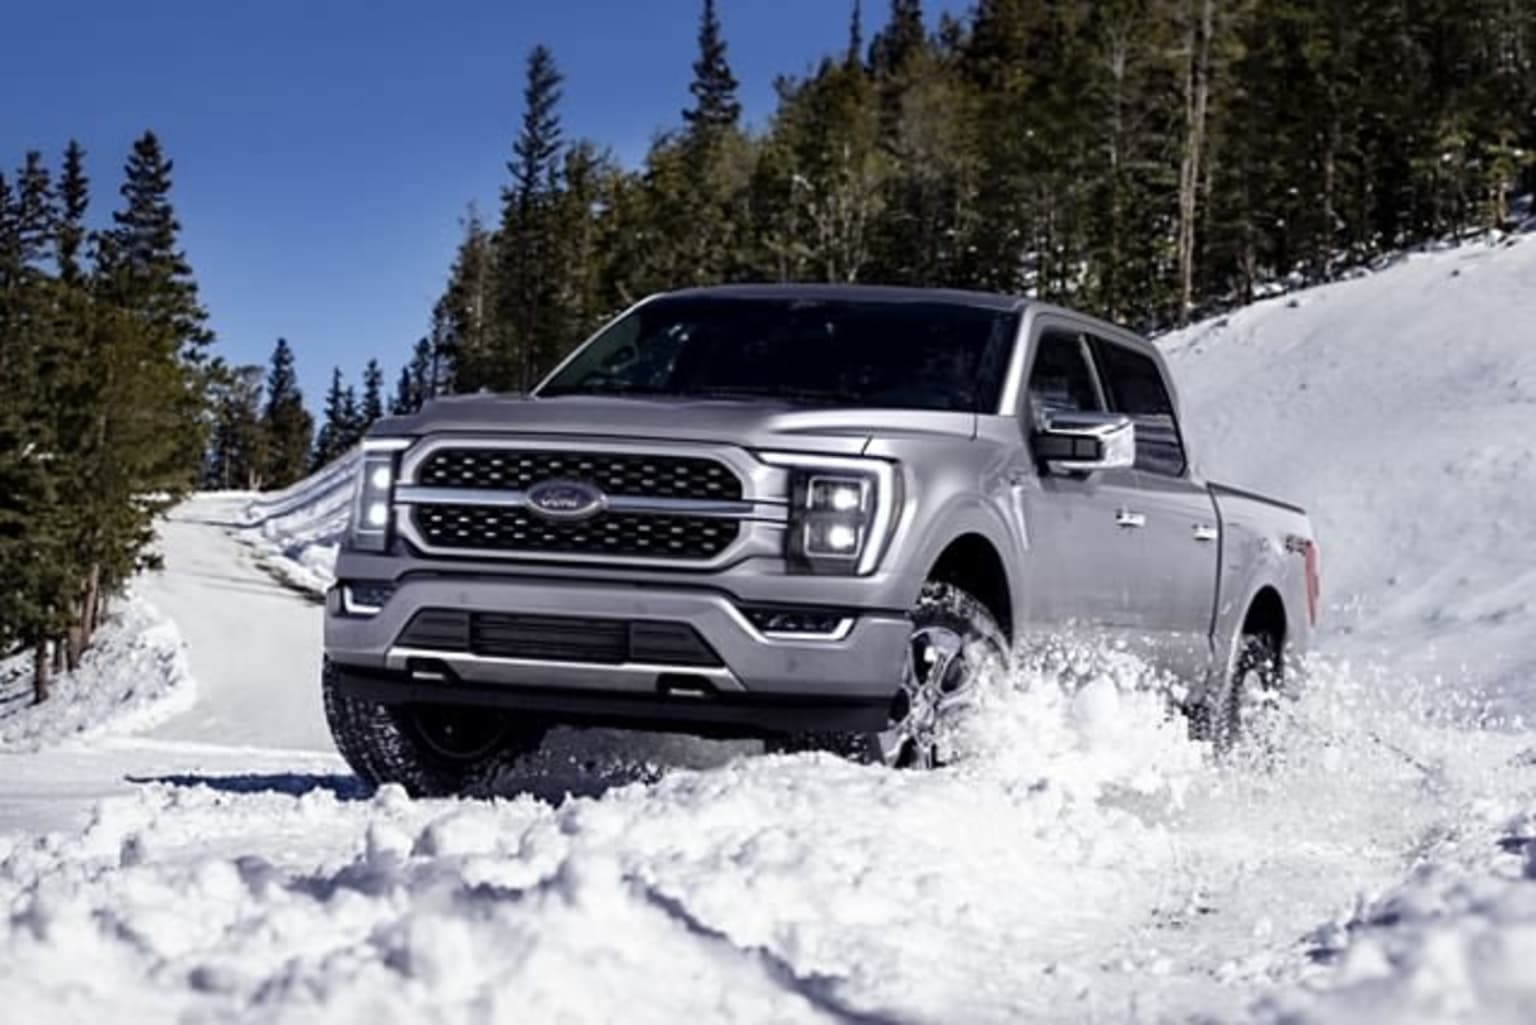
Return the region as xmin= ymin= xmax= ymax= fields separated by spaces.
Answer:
xmin=769 ymin=581 xmax=1008 ymax=769
xmin=322 ymin=661 xmax=547 ymax=797
xmin=1191 ymin=632 xmax=1282 ymax=750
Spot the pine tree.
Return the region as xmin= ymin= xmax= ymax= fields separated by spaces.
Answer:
xmin=100 ymin=132 xmax=213 ymax=361
xmin=392 ymin=336 xmax=439 ymax=415
xmin=664 ymin=0 xmax=749 ymax=285
xmin=871 ymin=0 xmax=927 ymax=79
xmin=260 ymin=338 xmax=312 ymax=486
xmin=848 ymin=0 xmax=865 ymax=67
xmin=436 ymin=210 xmax=495 ymax=392
xmin=498 ymin=45 xmax=568 ymax=392
xmin=312 ymin=366 xmax=350 ymax=470
xmin=391 ymin=364 xmax=415 ymax=416
xmin=762 ymin=56 xmax=888 ymax=282
xmin=96 ymin=131 xmax=216 ymax=484
xmin=0 ymin=164 xmax=74 ymax=695
xmin=359 ymin=358 xmax=385 ymax=426
xmin=206 ymin=362 xmax=265 ymax=489
xmin=56 ymin=141 xmax=89 ymax=285
xmin=683 ymin=0 xmax=743 ymax=139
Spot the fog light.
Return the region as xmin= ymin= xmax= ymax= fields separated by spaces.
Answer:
xmin=365 ymin=501 xmax=390 ymax=528
xmin=341 ymin=581 xmax=395 ymax=615
xmin=369 ymin=465 xmax=393 ymax=490
xmin=742 ymin=606 xmax=854 ymax=637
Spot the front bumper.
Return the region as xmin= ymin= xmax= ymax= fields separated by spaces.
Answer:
xmin=324 ymin=573 xmax=911 ymax=732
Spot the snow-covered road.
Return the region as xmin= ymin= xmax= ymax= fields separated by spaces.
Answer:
xmin=140 ymin=499 xmax=332 ymax=753
xmin=3 ymin=236 xmax=1535 ymax=1023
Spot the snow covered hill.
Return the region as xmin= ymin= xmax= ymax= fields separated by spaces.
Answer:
xmin=2 ymin=235 xmax=1535 ymax=1023
xmin=1163 ymin=235 xmax=1536 ymax=716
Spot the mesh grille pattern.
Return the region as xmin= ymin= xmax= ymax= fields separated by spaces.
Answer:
xmin=416 ymin=448 xmax=742 ymax=501
xmin=397 ymin=611 xmax=723 ymax=667
xmin=412 ymin=504 xmax=739 ymax=560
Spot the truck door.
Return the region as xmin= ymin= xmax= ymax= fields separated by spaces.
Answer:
xmin=1088 ymin=335 xmax=1220 ymax=681
xmin=1014 ymin=325 xmax=1147 ymax=647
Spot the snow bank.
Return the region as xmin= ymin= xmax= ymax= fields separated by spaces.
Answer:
xmin=237 ymin=448 xmax=359 ymax=597
xmin=0 ymin=596 xmax=196 ymax=752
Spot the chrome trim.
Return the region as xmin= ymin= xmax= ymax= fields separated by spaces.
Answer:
xmin=394 ymin=508 xmax=786 ymax=571
xmin=340 ymin=585 xmax=385 ymax=617
xmin=723 ymin=604 xmax=858 ymax=644
xmin=362 ymin=436 xmax=415 ymax=453
xmin=609 ymin=495 xmax=782 ymax=520
xmin=399 ymin=434 xmax=785 ymax=504
xmin=385 ymin=646 xmax=745 ymax=693
xmin=395 ymin=435 xmax=791 ymax=568
xmin=398 ymin=485 xmax=529 ymax=508
xmin=394 ymin=485 xmax=783 ymax=522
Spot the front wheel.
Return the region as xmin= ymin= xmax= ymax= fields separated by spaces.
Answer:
xmin=769 ymin=581 xmax=1009 ymax=769
xmin=322 ymin=661 xmax=547 ymax=797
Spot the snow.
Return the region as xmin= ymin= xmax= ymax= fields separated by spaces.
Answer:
xmin=135 ymin=497 xmax=334 ymax=752
xmin=1160 ymin=234 xmax=1536 ymax=715
xmin=2 ymin=234 xmax=1536 ymax=1021
xmin=237 ymin=447 xmax=358 ymax=598
xmin=0 ymin=596 xmax=196 ymax=752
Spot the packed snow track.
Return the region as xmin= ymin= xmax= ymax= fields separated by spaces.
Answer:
xmin=4 ymin=237 xmax=1536 ymax=1023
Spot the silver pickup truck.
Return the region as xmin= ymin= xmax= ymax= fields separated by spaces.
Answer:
xmin=323 ymin=285 xmax=1319 ymax=795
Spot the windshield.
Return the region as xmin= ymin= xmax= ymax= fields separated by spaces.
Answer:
xmin=537 ymin=296 xmax=1018 ymax=412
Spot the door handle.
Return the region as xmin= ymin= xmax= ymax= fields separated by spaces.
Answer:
xmin=1193 ymin=524 xmax=1219 ymax=543
xmin=1115 ymin=509 xmax=1147 ymax=529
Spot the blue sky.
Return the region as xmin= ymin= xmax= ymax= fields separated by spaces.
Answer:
xmin=1 ymin=0 xmax=968 ymax=408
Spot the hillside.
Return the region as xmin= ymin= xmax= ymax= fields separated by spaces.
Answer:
xmin=1165 ymin=233 xmax=1536 ymax=715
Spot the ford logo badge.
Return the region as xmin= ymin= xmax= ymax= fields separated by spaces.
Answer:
xmin=526 ymin=479 xmax=606 ymax=522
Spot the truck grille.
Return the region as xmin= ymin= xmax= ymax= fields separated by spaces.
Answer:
xmin=404 ymin=444 xmax=749 ymax=562
xmin=417 ymin=448 xmax=742 ymax=501
xmin=412 ymin=504 xmax=740 ymax=560
xmin=397 ymin=610 xmax=723 ymax=667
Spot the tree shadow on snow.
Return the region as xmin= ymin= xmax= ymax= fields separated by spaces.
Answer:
xmin=128 ymin=772 xmax=370 ymax=800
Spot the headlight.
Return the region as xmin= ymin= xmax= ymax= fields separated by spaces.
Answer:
xmin=759 ymin=452 xmax=899 ymax=575
xmin=348 ymin=437 xmax=411 ymax=552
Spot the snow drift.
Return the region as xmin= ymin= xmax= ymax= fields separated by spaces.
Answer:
xmin=0 ymin=596 xmax=195 ymax=752
xmin=238 ymin=447 xmax=360 ymax=597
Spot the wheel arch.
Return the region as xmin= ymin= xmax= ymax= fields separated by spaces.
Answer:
xmin=923 ymin=532 xmax=1014 ymax=641
xmin=1242 ymin=585 xmax=1287 ymax=649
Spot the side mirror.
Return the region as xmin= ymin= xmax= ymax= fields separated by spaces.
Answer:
xmin=1033 ymin=412 xmax=1136 ymax=475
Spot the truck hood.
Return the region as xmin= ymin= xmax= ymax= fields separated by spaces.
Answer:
xmin=375 ymin=394 xmax=978 ymax=456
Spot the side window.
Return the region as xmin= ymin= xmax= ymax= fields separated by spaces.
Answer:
xmin=1026 ymin=329 xmax=1102 ymax=426
xmin=1092 ymin=338 xmax=1187 ymax=476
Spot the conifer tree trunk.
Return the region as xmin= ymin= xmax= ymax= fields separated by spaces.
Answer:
xmin=1176 ymin=0 xmax=1214 ymax=324
xmin=33 ymin=639 xmax=50 ymax=705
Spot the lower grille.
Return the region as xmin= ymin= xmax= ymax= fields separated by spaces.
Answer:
xmin=397 ymin=610 xmax=723 ymax=668
xmin=412 ymin=505 xmax=740 ymax=561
